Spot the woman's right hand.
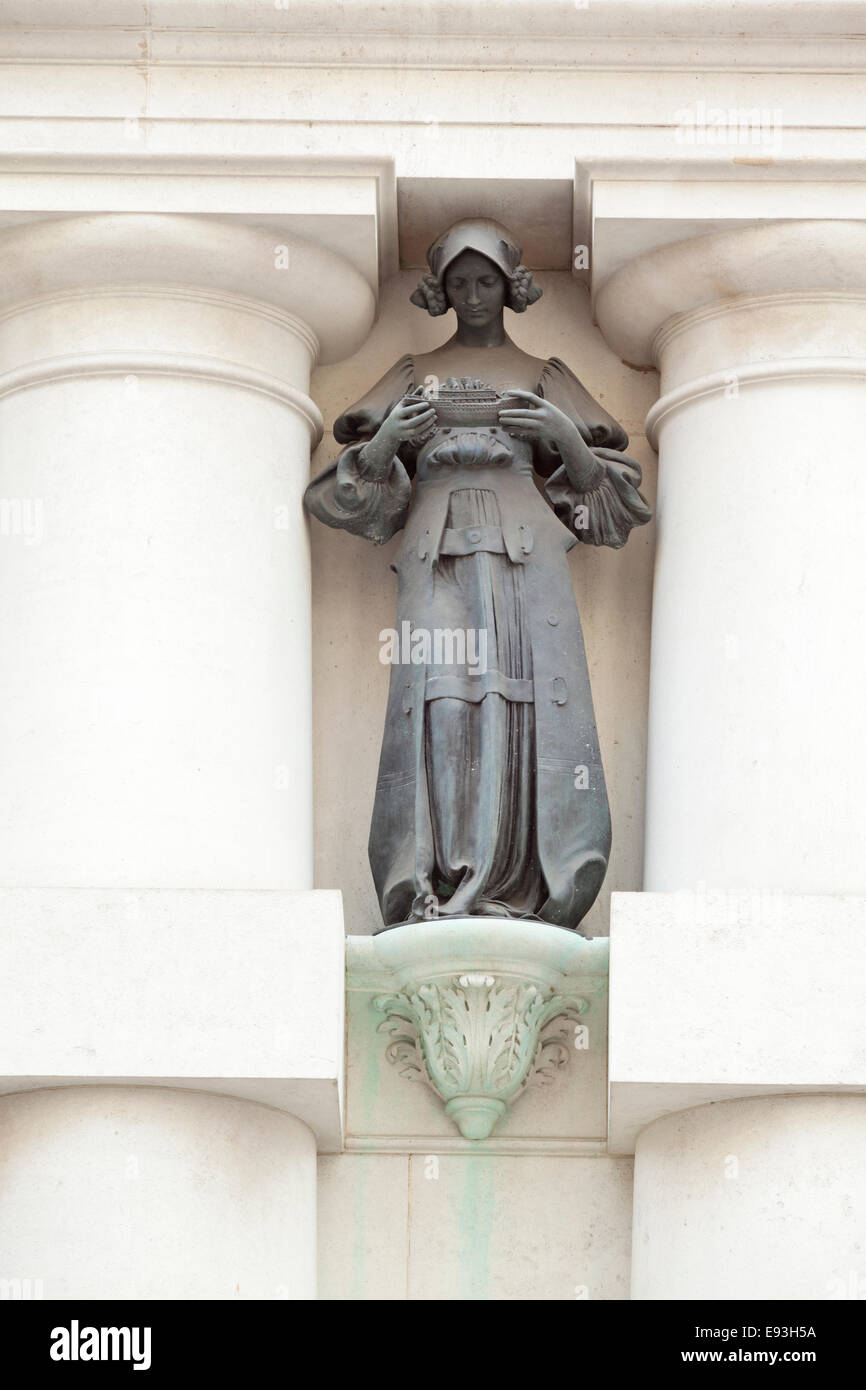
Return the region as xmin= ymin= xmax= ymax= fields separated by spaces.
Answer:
xmin=378 ymin=394 xmax=436 ymax=446
xmin=358 ymin=394 xmax=436 ymax=480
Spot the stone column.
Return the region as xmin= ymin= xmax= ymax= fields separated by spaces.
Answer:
xmin=599 ymin=221 xmax=866 ymax=1300
xmin=597 ymin=221 xmax=866 ymax=895
xmin=0 ymin=214 xmax=372 ymax=1299
xmin=0 ymin=213 xmax=374 ymax=889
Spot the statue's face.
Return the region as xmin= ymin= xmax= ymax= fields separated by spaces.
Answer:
xmin=443 ymin=250 xmax=506 ymax=327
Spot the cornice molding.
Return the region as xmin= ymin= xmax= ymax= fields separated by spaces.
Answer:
xmin=2 ymin=2 xmax=865 ymax=73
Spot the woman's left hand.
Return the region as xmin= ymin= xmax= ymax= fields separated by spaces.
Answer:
xmin=498 ymin=389 xmax=584 ymax=449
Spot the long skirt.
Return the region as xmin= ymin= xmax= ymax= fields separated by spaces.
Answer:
xmin=423 ymin=487 xmax=543 ymax=918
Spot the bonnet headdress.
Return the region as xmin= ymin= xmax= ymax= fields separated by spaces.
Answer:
xmin=410 ymin=218 xmax=543 ymax=317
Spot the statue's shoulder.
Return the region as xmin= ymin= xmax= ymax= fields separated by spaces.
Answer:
xmin=521 ymin=350 xmax=551 ymax=387
xmin=363 ymin=353 xmax=415 ymax=392
xmin=539 ymin=357 xmax=630 ymax=452
xmin=537 ymin=356 xmax=583 ymax=390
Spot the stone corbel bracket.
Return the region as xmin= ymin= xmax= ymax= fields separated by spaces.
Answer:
xmin=366 ymin=918 xmax=603 ymax=1139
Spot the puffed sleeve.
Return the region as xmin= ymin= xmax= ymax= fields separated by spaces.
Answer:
xmin=536 ymin=358 xmax=652 ymax=549
xmin=545 ymin=447 xmax=652 ymax=549
xmin=304 ymin=355 xmax=415 ymax=545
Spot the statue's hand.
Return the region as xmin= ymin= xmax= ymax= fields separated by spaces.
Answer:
xmin=498 ymin=389 xmax=583 ymax=450
xmin=358 ymin=394 xmax=436 ymax=481
xmin=378 ymin=394 xmax=437 ymax=447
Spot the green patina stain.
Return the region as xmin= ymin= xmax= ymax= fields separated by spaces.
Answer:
xmin=354 ymin=995 xmax=383 ymax=1130
xmin=458 ymin=1158 xmax=496 ymax=1299
xmin=350 ymin=1157 xmax=369 ymax=1301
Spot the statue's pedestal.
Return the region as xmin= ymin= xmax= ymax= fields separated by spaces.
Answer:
xmin=610 ymin=889 xmax=866 ymax=1299
xmin=353 ymin=918 xmax=606 ymax=1140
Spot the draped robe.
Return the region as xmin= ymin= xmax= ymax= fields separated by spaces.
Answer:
xmin=305 ymin=355 xmax=651 ymax=931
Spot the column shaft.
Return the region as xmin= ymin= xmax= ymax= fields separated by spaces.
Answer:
xmin=643 ymin=290 xmax=866 ymax=892
xmin=632 ymin=1095 xmax=866 ymax=1300
xmin=0 ymin=214 xmax=374 ymax=890
xmin=0 ymin=1087 xmax=317 ymax=1300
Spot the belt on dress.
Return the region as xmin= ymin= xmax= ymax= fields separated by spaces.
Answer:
xmin=438 ymin=523 xmax=505 ymax=556
xmin=425 ymin=672 xmax=534 ymax=703
xmin=435 ymin=522 xmax=533 ymax=560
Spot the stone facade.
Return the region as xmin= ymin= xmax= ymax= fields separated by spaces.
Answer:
xmin=1 ymin=0 xmax=865 ymax=1301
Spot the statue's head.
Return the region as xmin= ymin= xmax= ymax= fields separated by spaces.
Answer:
xmin=410 ymin=218 xmax=542 ymax=319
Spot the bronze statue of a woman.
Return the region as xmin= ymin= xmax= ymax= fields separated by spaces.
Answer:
xmin=305 ymin=219 xmax=651 ymax=933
